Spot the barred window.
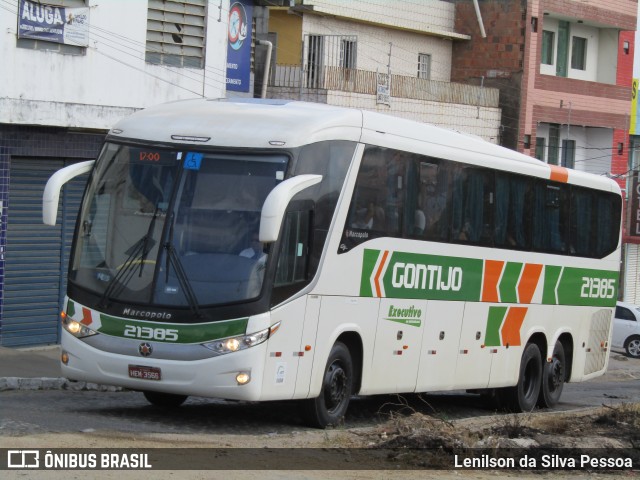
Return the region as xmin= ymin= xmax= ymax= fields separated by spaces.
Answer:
xmin=146 ymin=0 xmax=206 ymax=68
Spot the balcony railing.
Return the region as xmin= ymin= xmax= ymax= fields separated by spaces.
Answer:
xmin=271 ymin=65 xmax=499 ymax=107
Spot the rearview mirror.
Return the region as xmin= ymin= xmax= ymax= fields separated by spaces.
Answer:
xmin=43 ymin=160 xmax=94 ymax=225
xmin=259 ymin=174 xmax=322 ymax=243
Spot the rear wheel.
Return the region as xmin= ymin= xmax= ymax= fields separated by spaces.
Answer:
xmin=500 ymin=342 xmax=542 ymax=412
xmin=624 ymin=336 xmax=640 ymax=358
xmin=538 ymin=341 xmax=565 ymax=408
xmin=143 ymin=391 xmax=188 ymax=408
xmin=302 ymin=342 xmax=353 ymax=428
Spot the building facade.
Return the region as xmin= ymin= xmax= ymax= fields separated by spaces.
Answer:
xmin=263 ymin=0 xmax=503 ymax=142
xmin=0 ymin=0 xmax=228 ymax=346
xmin=451 ymin=0 xmax=637 ymax=300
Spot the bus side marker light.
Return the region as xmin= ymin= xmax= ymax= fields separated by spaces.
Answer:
xmin=490 ymin=349 xmax=498 ymax=354
xmin=460 ymin=349 xmax=469 ymax=354
xmin=394 ymin=350 xmax=403 ymax=355
xmin=236 ymin=372 xmax=251 ymax=385
xmin=304 ymin=345 xmax=312 ymax=352
xmin=402 ymin=345 xmax=408 ymax=350
xmin=293 ymin=352 xmax=304 ymax=357
xmin=270 ymin=352 xmax=282 ymax=357
xmin=428 ymin=350 xmax=437 ymax=355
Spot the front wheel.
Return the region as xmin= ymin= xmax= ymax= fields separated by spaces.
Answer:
xmin=302 ymin=342 xmax=353 ymax=428
xmin=143 ymin=391 xmax=188 ymax=408
xmin=624 ymin=336 xmax=640 ymax=358
xmin=499 ymin=342 xmax=542 ymax=412
xmin=538 ymin=341 xmax=565 ymax=408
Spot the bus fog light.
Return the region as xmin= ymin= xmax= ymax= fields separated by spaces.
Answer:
xmin=236 ymin=372 xmax=251 ymax=385
xmin=61 ymin=351 xmax=69 ymax=365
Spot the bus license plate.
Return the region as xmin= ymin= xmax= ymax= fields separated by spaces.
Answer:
xmin=128 ymin=365 xmax=161 ymax=381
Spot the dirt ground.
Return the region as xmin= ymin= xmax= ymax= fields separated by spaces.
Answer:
xmin=3 ymin=353 xmax=640 ymax=478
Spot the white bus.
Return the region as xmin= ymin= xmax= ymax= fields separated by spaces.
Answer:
xmin=43 ymin=99 xmax=622 ymax=428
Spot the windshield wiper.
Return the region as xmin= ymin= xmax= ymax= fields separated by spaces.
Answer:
xmin=97 ymin=208 xmax=159 ymax=308
xmin=163 ymin=213 xmax=203 ymax=319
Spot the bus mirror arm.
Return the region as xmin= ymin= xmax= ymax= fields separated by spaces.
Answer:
xmin=42 ymin=160 xmax=95 ymax=225
xmin=259 ymin=174 xmax=322 ymax=243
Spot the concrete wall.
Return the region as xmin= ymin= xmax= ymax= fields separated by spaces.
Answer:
xmin=1 ymin=0 xmax=229 ymax=129
xmin=301 ymin=15 xmax=454 ymax=81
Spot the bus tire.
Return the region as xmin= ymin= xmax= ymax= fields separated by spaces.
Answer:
xmin=538 ymin=341 xmax=565 ymax=408
xmin=502 ymin=342 xmax=542 ymax=412
xmin=302 ymin=341 xmax=353 ymax=428
xmin=143 ymin=391 xmax=188 ymax=408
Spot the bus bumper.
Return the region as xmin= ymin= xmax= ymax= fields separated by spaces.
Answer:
xmin=60 ymin=330 xmax=267 ymax=401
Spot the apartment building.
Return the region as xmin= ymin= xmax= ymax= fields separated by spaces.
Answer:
xmin=451 ymin=0 xmax=637 ymax=300
xmin=263 ymin=0 xmax=503 ymax=142
xmin=0 ymin=0 xmax=228 ymax=346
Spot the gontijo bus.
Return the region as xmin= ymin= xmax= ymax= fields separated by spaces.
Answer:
xmin=43 ymin=99 xmax=622 ymax=427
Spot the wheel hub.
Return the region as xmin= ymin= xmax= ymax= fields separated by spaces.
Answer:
xmin=325 ymin=363 xmax=347 ymax=411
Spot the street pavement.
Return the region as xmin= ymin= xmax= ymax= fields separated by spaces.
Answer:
xmin=0 ymin=345 xmax=66 ymax=391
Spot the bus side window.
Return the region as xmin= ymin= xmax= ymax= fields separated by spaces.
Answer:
xmin=451 ymin=166 xmax=494 ymax=245
xmin=274 ymin=210 xmax=311 ymax=287
xmin=532 ymin=182 xmax=569 ymax=254
xmin=495 ymin=173 xmax=531 ymax=249
xmin=419 ymin=159 xmax=451 ymax=242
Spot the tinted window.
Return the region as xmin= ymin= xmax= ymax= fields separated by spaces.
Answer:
xmin=532 ymin=183 xmax=569 ymax=254
xmin=340 ymin=146 xmax=620 ymax=259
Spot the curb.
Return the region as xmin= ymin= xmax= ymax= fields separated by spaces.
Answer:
xmin=0 ymin=377 xmax=123 ymax=392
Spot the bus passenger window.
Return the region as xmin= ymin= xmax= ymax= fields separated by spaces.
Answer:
xmin=420 ymin=160 xmax=450 ymax=241
xmin=345 ymin=147 xmax=402 ymax=236
xmin=495 ymin=173 xmax=531 ymax=249
xmin=532 ymin=183 xmax=569 ymax=254
xmin=451 ymin=166 xmax=494 ymax=245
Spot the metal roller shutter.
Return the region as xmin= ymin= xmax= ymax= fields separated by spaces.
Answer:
xmin=625 ymin=243 xmax=640 ymax=304
xmin=2 ymin=159 xmax=88 ymax=347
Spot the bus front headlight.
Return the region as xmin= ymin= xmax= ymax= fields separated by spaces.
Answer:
xmin=61 ymin=314 xmax=98 ymax=338
xmin=203 ymin=322 xmax=279 ymax=355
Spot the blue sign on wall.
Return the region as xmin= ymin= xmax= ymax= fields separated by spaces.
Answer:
xmin=17 ymin=0 xmax=89 ymax=47
xmin=226 ymin=0 xmax=253 ymax=93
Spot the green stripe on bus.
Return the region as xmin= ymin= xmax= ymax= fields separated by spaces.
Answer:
xmin=362 ymin=249 xmax=618 ymax=307
xmin=499 ymin=262 xmax=523 ymax=303
xmin=542 ymin=265 xmax=562 ymax=304
xmin=97 ymin=314 xmax=248 ymax=344
xmin=360 ymin=249 xmax=380 ymax=297
xmin=555 ymin=267 xmax=618 ymax=307
xmin=485 ymin=306 xmax=507 ymax=347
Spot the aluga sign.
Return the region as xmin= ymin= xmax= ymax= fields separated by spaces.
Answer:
xmin=43 ymin=99 xmax=622 ymax=428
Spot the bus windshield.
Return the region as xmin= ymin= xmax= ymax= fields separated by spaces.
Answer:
xmin=69 ymin=142 xmax=288 ymax=309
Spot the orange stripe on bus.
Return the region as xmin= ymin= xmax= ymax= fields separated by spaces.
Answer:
xmin=501 ymin=307 xmax=528 ymax=347
xmin=549 ymin=165 xmax=569 ymax=183
xmin=81 ymin=307 xmax=93 ymax=326
xmin=482 ymin=260 xmax=504 ymax=302
xmin=374 ymin=250 xmax=389 ymax=298
xmin=517 ymin=263 xmax=543 ymax=304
